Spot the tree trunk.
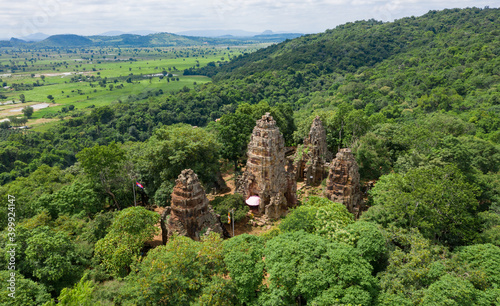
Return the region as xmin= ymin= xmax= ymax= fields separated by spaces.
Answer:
xmin=106 ymin=189 xmax=120 ymax=210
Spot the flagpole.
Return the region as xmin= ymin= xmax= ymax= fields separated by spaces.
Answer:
xmin=232 ymin=209 xmax=235 ymax=237
xmin=133 ymin=181 xmax=137 ymax=206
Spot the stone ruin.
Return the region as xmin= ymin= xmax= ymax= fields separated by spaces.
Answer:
xmin=324 ymin=148 xmax=363 ymax=216
xmin=236 ymin=112 xmax=297 ymax=220
xmin=162 ymin=169 xmax=228 ymax=242
xmin=293 ymin=116 xmax=332 ymax=186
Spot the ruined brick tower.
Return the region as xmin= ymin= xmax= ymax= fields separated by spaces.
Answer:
xmin=294 ymin=116 xmax=332 ymax=186
xmin=166 ymin=169 xmax=226 ymax=240
xmin=236 ymin=113 xmax=297 ymax=219
xmin=324 ymin=148 xmax=363 ymax=216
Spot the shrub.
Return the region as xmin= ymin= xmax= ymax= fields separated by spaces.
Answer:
xmin=210 ymin=193 xmax=248 ymax=224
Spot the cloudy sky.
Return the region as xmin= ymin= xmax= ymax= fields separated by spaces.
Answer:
xmin=2 ymin=0 xmax=498 ymax=39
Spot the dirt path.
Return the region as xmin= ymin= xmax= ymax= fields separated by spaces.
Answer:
xmin=224 ymin=215 xmax=279 ymax=237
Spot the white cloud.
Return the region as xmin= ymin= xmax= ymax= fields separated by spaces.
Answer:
xmin=1 ymin=0 xmax=498 ymax=39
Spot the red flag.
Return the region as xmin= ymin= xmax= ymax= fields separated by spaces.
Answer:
xmin=136 ymin=182 xmax=144 ymax=189
xmin=228 ymin=211 xmax=231 ymax=224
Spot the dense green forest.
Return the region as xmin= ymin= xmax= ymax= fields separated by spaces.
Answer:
xmin=0 ymin=7 xmax=499 ymax=305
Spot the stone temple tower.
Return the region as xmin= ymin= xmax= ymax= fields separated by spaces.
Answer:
xmin=166 ymin=169 xmax=226 ymax=240
xmin=294 ymin=116 xmax=332 ymax=186
xmin=324 ymin=148 xmax=363 ymax=216
xmin=236 ymin=113 xmax=297 ymax=219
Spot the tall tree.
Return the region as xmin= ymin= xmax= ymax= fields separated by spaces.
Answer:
xmin=217 ymin=112 xmax=254 ymax=170
xmin=119 ymin=233 xmax=226 ymax=305
xmin=94 ymin=206 xmax=159 ymax=277
xmin=133 ymin=124 xmax=221 ymax=205
xmin=364 ymin=165 xmax=481 ymax=246
xmin=22 ymin=106 xmax=34 ymax=119
xmin=76 ymin=142 xmax=126 ymax=209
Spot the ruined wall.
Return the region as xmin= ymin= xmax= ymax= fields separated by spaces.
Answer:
xmin=324 ymin=148 xmax=362 ymax=215
xmin=236 ymin=113 xmax=296 ymax=219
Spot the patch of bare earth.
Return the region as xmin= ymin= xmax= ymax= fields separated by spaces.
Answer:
xmin=147 ymin=206 xmax=166 ymax=247
xmin=0 ymin=102 xmax=60 ymax=118
xmin=30 ymin=118 xmax=59 ymax=125
xmin=224 ymin=214 xmax=280 ymax=237
xmin=146 ymin=168 xmax=280 ymax=247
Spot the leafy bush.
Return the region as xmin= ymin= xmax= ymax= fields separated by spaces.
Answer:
xmin=332 ymin=221 xmax=387 ymax=267
xmin=33 ymin=181 xmax=103 ymax=218
xmin=94 ymin=207 xmax=159 ymax=277
xmin=210 ymin=193 xmax=248 ymax=224
xmin=421 ymin=274 xmax=477 ymax=306
xmin=223 ymin=234 xmax=264 ymax=304
xmin=81 ymin=211 xmax=116 ymax=244
xmin=365 ymin=165 xmax=480 ymax=247
xmin=120 ymin=233 xmax=225 ymax=305
xmin=0 ymin=270 xmax=51 ymax=306
xmin=279 ymin=196 xmax=354 ymax=239
xmin=263 ymin=231 xmax=378 ymax=305
xmin=279 ymin=205 xmax=317 ymax=233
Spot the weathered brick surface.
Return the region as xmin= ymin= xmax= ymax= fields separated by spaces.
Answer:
xmin=236 ymin=113 xmax=296 ymax=219
xmin=324 ymin=148 xmax=362 ymax=215
xmin=294 ymin=116 xmax=332 ymax=186
xmin=166 ymin=169 xmax=226 ymax=240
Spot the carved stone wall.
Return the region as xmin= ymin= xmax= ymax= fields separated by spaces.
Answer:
xmin=324 ymin=148 xmax=362 ymax=215
xmin=236 ymin=113 xmax=296 ymax=219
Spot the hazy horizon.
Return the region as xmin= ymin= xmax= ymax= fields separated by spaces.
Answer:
xmin=2 ymin=0 xmax=499 ymax=40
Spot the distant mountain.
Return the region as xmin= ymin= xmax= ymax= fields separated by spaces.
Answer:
xmin=6 ymin=31 xmax=303 ymax=48
xmin=252 ymin=33 xmax=303 ymax=40
xmin=128 ymin=30 xmax=158 ymax=36
xmin=99 ymin=31 xmax=127 ymax=36
xmin=89 ymin=32 xmax=215 ymax=47
xmin=9 ymin=38 xmax=27 ymax=47
xmin=37 ymin=34 xmax=93 ymax=47
xmin=20 ymin=32 xmax=49 ymax=42
xmin=100 ymin=30 xmax=157 ymax=36
xmin=177 ymin=29 xmax=260 ymax=37
xmin=176 ymin=29 xmax=304 ymax=38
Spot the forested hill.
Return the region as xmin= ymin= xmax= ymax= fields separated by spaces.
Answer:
xmin=5 ymin=32 xmax=303 ymax=48
xmin=200 ymin=7 xmax=499 ymax=80
xmin=0 ymin=7 xmax=500 ymax=305
xmin=185 ymin=7 xmax=499 ymax=141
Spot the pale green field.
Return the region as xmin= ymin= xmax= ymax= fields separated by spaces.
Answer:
xmin=0 ymin=45 xmax=265 ymax=130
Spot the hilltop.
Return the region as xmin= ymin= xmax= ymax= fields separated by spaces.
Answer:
xmin=1 ymin=7 xmax=498 ymax=181
xmin=185 ymin=7 xmax=499 ymax=140
xmin=1 ymin=32 xmax=303 ymax=48
xmin=203 ymin=8 xmax=499 ymax=80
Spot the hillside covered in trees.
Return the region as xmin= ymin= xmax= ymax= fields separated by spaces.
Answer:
xmin=0 ymin=7 xmax=499 ymax=305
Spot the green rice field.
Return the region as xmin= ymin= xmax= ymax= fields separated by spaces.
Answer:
xmin=0 ymin=45 xmax=266 ymax=130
